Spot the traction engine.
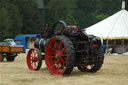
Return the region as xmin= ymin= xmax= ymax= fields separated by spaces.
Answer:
xmin=26 ymin=0 xmax=104 ymax=76
xmin=26 ymin=20 xmax=104 ymax=75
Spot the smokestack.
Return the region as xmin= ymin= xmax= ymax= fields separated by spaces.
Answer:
xmin=37 ymin=0 xmax=45 ymax=37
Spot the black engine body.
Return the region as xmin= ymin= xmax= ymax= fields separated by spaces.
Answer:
xmin=34 ymin=21 xmax=104 ymax=66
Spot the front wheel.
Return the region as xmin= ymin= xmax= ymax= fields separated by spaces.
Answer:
xmin=27 ymin=48 xmax=42 ymax=71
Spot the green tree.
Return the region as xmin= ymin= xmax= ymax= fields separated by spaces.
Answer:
xmin=0 ymin=8 xmax=11 ymax=40
xmin=0 ymin=0 xmax=22 ymax=40
xmin=17 ymin=0 xmax=40 ymax=34
xmin=45 ymin=0 xmax=77 ymax=26
xmin=74 ymin=0 xmax=97 ymax=29
xmin=0 ymin=0 xmax=128 ymax=41
xmin=6 ymin=3 xmax=22 ymax=36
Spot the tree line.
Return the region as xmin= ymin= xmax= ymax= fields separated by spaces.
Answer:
xmin=0 ymin=0 xmax=127 ymax=41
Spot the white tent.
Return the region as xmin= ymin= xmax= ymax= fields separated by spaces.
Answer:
xmin=85 ymin=2 xmax=128 ymax=40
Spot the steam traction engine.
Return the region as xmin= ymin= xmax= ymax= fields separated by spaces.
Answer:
xmin=26 ymin=0 xmax=104 ymax=75
xmin=26 ymin=20 xmax=104 ymax=75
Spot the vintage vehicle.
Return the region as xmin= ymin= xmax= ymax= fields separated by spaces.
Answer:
xmin=26 ymin=0 xmax=104 ymax=76
xmin=0 ymin=42 xmax=23 ymax=62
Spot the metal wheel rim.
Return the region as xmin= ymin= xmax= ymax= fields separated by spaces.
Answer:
xmin=45 ymin=38 xmax=67 ymax=75
xmin=27 ymin=49 xmax=39 ymax=70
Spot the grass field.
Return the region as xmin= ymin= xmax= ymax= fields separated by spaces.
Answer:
xmin=0 ymin=53 xmax=128 ymax=85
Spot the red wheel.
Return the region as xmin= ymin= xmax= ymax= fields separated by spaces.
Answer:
xmin=27 ymin=48 xmax=42 ymax=71
xmin=45 ymin=35 xmax=75 ymax=75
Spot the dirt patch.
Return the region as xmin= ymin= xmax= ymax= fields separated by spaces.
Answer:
xmin=0 ymin=54 xmax=128 ymax=85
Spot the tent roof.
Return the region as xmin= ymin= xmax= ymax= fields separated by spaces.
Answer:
xmin=85 ymin=9 xmax=128 ymax=40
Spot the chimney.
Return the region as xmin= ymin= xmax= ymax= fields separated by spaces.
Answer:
xmin=37 ymin=0 xmax=45 ymax=37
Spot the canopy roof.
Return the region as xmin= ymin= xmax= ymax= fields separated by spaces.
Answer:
xmin=85 ymin=9 xmax=128 ymax=40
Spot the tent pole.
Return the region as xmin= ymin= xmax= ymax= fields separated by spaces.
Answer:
xmin=107 ymin=40 xmax=109 ymax=49
xmin=114 ymin=40 xmax=116 ymax=53
xmin=122 ymin=39 xmax=124 ymax=47
xmin=106 ymin=40 xmax=107 ymax=50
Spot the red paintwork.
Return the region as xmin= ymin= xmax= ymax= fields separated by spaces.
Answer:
xmin=93 ymin=44 xmax=98 ymax=48
xmin=62 ymin=25 xmax=78 ymax=33
xmin=27 ymin=49 xmax=39 ymax=70
xmin=45 ymin=37 xmax=67 ymax=75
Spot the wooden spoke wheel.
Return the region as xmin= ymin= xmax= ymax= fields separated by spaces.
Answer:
xmin=27 ymin=48 xmax=42 ymax=71
xmin=45 ymin=35 xmax=75 ymax=75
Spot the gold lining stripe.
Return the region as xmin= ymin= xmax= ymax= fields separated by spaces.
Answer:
xmin=101 ymin=37 xmax=128 ymax=40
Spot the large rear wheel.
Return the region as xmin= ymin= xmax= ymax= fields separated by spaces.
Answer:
xmin=77 ymin=63 xmax=102 ymax=72
xmin=77 ymin=35 xmax=104 ymax=72
xmin=27 ymin=48 xmax=42 ymax=71
xmin=45 ymin=35 xmax=75 ymax=75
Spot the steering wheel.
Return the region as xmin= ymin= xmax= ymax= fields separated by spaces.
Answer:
xmin=52 ymin=20 xmax=69 ymax=35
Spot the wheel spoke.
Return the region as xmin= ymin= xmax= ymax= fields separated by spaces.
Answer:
xmin=50 ymin=46 xmax=57 ymax=52
xmin=52 ymin=58 xmax=57 ymax=61
xmin=33 ymin=51 xmax=36 ymax=58
xmin=63 ymin=50 xmax=67 ymax=54
xmin=34 ymin=62 xmax=37 ymax=69
xmin=34 ymin=63 xmax=36 ymax=69
xmin=30 ymin=61 xmax=33 ymax=66
xmin=60 ymin=58 xmax=66 ymax=63
xmin=50 ymin=50 xmax=56 ymax=55
xmin=57 ymin=62 xmax=60 ymax=72
xmin=51 ymin=59 xmax=60 ymax=68
xmin=60 ymin=61 xmax=64 ymax=71
xmin=61 ymin=47 xmax=66 ymax=53
xmin=32 ymin=62 xmax=35 ymax=69
xmin=53 ymin=40 xmax=59 ymax=50
xmin=62 ymin=56 xmax=67 ymax=60
xmin=34 ymin=51 xmax=36 ymax=57
xmin=58 ymin=41 xmax=63 ymax=51
xmin=33 ymin=62 xmax=35 ymax=69
xmin=51 ymin=63 xmax=56 ymax=69
xmin=54 ymin=43 xmax=57 ymax=50
xmin=31 ymin=51 xmax=34 ymax=58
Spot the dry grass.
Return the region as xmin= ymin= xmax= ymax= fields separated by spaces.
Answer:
xmin=0 ymin=53 xmax=128 ymax=85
